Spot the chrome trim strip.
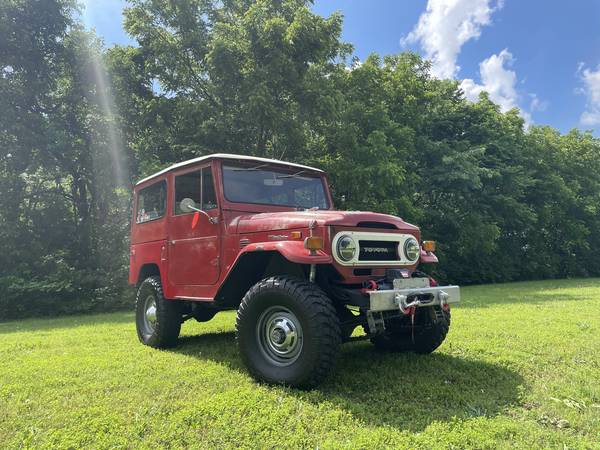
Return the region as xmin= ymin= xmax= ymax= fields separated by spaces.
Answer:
xmin=175 ymin=296 xmax=214 ymax=302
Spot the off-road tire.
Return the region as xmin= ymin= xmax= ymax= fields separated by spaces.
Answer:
xmin=136 ymin=276 xmax=181 ymax=348
xmin=236 ymin=276 xmax=341 ymax=389
xmin=370 ymin=306 xmax=450 ymax=353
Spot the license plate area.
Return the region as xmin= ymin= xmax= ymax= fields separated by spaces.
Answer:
xmin=393 ymin=277 xmax=430 ymax=290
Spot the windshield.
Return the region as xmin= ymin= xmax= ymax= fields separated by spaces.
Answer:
xmin=222 ymin=164 xmax=329 ymax=209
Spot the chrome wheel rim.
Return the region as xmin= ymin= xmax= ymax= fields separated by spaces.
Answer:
xmin=142 ymin=294 xmax=157 ymax=335
xmin=256 ymin=306 xmax=303 ymax=366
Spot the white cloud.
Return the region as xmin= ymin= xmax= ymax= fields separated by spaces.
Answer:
xmin=405 ymin=0 xmax=541 ymax=124
xmin=578 ymin=64 xmax=600 ymax=126
xmin=460 ymin=49 xmax=532 ymax=124
xmin=529 ymin=94 xmax=548 ymax=112
xmin=402 ymin=0 xmax=503 ymax=79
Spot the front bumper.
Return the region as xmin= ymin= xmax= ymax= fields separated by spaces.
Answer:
xmin=369 ymin=285 xmax=460 ymax=312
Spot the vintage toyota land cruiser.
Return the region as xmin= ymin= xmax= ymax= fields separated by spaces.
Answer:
xmin=130 ymin=154 xmax=459 ymax=388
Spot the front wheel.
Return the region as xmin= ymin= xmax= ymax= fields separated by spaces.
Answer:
xmin=136 ymin=276 xmax=182 ymax=348
xmin=370 ymin=306 xmax=450 ymax=353
xmin=236 ymin=276 xmax=341 ymax=389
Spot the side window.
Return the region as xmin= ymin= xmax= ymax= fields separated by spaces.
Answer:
xmin=174 ymin=170 xmax=201 ymax=214
xmin=136 ymin=181 xmax=166 ymax=223
xmin=174 ymin=166 xmax=218 ymax=215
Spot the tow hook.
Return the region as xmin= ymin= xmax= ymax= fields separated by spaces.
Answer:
xmin=360 ymin=279 xmax=378 ymax=294
xmin=439 ymin=291 xmax=449 ymax=309
xmin=395 ymin=293 xmax=418 ymax=343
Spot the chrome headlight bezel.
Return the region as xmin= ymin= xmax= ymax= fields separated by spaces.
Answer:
xmin=336 ymin=235 xmax=357 ymax=262
xmin=403 ymin=237 xmax=420 ymax=262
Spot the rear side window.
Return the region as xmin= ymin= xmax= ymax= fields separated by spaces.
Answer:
xmin=136 ymin=181 xmax=166 ymax=223
xmin=174 ymin=166 xmax=217 ymax=214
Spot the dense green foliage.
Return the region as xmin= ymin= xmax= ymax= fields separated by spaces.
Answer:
xmin=1 ymin=279 xmax=599 ymax=447
xmin=1 ymin=0 xmax=600 ymax=318
xmin=0 ymin=1 xmax=131 ymax=319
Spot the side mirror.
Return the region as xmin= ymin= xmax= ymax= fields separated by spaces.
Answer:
xmin=179 ymin=197 xmax=218 ymax=226
xmin=180 ymin=197 xmax=199 ymax=213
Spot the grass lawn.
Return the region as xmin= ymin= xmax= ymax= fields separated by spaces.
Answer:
xmin=1 ymin=279 xmax=599 ymax=449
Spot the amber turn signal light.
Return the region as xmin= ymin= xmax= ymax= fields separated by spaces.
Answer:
xmin=422 ymin=240 xmax=436 ymax=252
xmin=304 ymin=236 xmax=324 ymax=251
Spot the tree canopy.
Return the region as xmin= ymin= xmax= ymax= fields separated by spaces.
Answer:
xmin=1 ymin=0 xmax=599 ymax=319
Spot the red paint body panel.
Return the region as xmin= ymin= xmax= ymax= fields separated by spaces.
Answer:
xmin=167 ymin=165 xmax=221 ymax=287
xmin=238 ymin=241 xmax=332 ymax=264
xmin=129 ymin=155 xmax=439 ymax=302
xmin=233 ymin=210 xmax=419 ymax=234
xmin=129 ymin=240 xmax=168 ymax=286
xmin=420 ymin=249 xmax=439 ymax=264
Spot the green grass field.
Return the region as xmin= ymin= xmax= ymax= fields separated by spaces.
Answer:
xmin=1 ymin=279 xmax=599 ymax=449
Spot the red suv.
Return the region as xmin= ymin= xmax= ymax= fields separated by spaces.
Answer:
xmin=130 ymin=154 xmax=459 ymax=388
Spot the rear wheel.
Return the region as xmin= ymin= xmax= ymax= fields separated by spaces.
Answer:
xmin=136 ymin=276 xmax=181 ymax=348
xmin=236 ymin=276 xmax=341 ymax=389
xmin=370 ymin=306 xmax=450 ymax=353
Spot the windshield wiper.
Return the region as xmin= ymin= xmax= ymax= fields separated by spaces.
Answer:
xmin=276 ymin=170 xmax=307 ymax=179
xmin=231 ymin=164 xmax=269 ymax=171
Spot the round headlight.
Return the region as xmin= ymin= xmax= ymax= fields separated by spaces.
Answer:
xmin=403 ymin=238 xmax=420 ymax=262
xmin=336 ymin=235 xmax=357 ymax=262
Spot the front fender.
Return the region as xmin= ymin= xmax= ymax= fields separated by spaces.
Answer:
xmin=238 ymin=240 xmax=332 ymax=264
xmin=420 ymin=248 xmax=439 ymax=264
xmin=213 ymin=240 xmax=332 ymax=305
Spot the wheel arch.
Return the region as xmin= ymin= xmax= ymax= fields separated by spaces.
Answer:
xmin=136 ymin=263 xmax=161 ymax=286
xmin=214 ymin=250 xmax=308 ymax=308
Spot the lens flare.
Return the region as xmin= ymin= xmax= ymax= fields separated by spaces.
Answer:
xmin=83 ymin=1 xmax=128 ymax=188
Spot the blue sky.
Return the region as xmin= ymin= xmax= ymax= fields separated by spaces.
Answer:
xmin=83 ymin=0 xmax=600 ymax=134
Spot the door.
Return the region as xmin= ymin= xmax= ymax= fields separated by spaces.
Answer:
xmin=168 ymin=165 xmax=220 ymax=286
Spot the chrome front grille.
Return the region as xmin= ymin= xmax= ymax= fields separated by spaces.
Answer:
xmin=332 ymin=231 xmax=417 ymax=266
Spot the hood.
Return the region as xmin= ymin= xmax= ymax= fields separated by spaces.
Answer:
xmin=233 ymin=210 xmax=419 ymax=234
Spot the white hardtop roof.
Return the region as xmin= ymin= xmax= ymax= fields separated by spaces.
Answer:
xmin=135 ymin=153 xmax=324 ymax=186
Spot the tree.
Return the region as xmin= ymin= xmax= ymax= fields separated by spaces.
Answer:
xmin=122 ymin=0 xmax=349 ymax=168
xmin=2 ymin=0 xmax=600 ymax=320
xmin=0 ymin=2 xmax=131 ymax=319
